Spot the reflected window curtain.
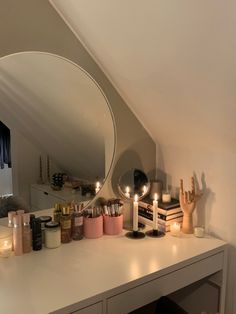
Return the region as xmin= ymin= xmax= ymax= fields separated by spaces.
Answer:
xmin=0 ymin=121 xmax=11 ymax=169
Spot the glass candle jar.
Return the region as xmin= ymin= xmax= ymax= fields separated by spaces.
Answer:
xmin=0 ymin=226 xmax=13 ymax=258
xmin=45 ymin=222 xmax=61 ymax=249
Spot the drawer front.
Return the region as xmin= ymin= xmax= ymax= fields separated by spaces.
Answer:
xmin=31 ymin=187 xmax=61 ymax=210
xmin=71 ymin=302 xmax=102 ymax=314
xmin=107 ymin=252 xmax=224 ymax=314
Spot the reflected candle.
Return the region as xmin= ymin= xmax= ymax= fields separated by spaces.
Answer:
xmin=95 ymin=181 xmax=100 ymax=194
xmin=153 ymin=193 xmax=158 ymax=231
xmin=125 ymin=186 xmax=130 ymax=198
xmin=133 ymin=194 xmax=139 ymax=232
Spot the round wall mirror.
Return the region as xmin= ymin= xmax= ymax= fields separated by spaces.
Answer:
xmin=0 ymin=52 xmax=115 ymax=217
xmin=118 ymin=168 xmax=150 ymax=200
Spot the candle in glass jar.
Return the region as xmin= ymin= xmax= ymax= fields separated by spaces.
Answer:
xmin=125 ymin=186 xmax=130 ymax=198
xmin=0 ymin=240 xmax=12 ymax=258
xmin=162 ymin=191 xmax=171 ymax=203
xmin=194 ymin=226 xmax=205 ymax=238
xmin=153 ymin=193 xmax=158 ymax=231
xmin=133 ymin=194 xmax=139 ymax=232
xmin=170 ymin=222 xmax=181 ymax=236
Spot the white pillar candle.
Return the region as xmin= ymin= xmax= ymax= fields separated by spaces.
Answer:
xmin=133 ymin=194 xmax=139 ymax=232
xmin=125 ymin=186 xmax=130 ymax=198
xmin=153 ymin=193 xmax=158 ymax=231
xmin=170 ymin=222 xmax=181 ymax=236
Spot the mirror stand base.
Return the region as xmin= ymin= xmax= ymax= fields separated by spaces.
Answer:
xmin=125 ymin=231 xmax=145 ymax=239
xmin=145 ymin=230 xmax=165 ymax=238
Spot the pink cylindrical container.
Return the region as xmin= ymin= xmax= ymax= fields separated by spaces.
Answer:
xmin=84 ymin=215 xmax=103 ymax=239
xmin=104 ymin=215 xmax=123 ymax=235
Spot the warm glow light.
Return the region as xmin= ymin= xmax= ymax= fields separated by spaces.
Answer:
xmin=134 ymin=194 xmax=139 ymax=202
xmin=143 ymin=185 xmax=147 ymax=194
xmin=96 ymin=181 xmax=100 ymax=189
xmin=3 ymin=240 xmax=8 ymax=247
xmin=154 ymin=193 xmax=158 ymax=201
xmin=125 ymin=186 xmax=130 ymax=193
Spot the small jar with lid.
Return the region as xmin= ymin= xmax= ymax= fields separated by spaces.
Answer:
xmin=39 ymin=216 xmax=52 ymax=244
xmin=45 ymin=222 xmax=61 ymax=249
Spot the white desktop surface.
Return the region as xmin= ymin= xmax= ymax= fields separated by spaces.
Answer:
xmin=0 ymin=209 xmax=227 ymax=314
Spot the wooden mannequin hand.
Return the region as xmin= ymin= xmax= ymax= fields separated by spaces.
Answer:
xmin=179 ymin=177 xmax=197 ymax=215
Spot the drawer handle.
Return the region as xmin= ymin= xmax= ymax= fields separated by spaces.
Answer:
xmin=44 ymin=192 xmax=49 ymax=195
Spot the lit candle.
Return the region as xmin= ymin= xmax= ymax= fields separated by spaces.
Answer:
xmin=153 ymin=193 xmax=158 ymax=231
xmin=95 ymin=181 xmax=101 ymax=194
xmin=194 ymin=226 xmax=205 ymax=238
xmin=125 ymin=186 xmax=130 ymax=198
xmin=170 ymin=222 xmax=181 ymax=236
xmin=162 ymin=191 xmax=171 ymax=203
xmin=143 ymin=185 xmax=147 ymax=195
xmin=133 ymin=194 xmax=139 ymax=232
xmin=0 ymin=240 xmax=12 ymax=258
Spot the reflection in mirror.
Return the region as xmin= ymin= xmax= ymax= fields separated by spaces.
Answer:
xmin=0 ymin=52 xmax=115 ymax=218
xmin=118 ymin=169 xmax=150 ymax=200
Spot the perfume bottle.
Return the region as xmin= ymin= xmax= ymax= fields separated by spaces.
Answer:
xmin=60 ymin=206 xmax=72 ymax=243
xmin=53 ymin=203 xmax=62 ymax=224
xmin=72 ymin=205 xmax=83 ymax=241
xmin=23 ymin=213 xmax=32 ymax=253
xmin=32 ymin=218 xmax=42 ymax=251
xmin=13 ymin=215 xmax=23 ymax=256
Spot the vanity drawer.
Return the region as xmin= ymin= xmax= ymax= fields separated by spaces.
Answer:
xmin=31 ymin=187 xmax=62 ymax=210
xmin=107 ymin=252 xmax=224 ymax=314
xmin=71 ymin=302 xmax=102 ymax=314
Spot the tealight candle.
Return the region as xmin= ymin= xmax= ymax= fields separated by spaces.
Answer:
xmin=133 ymin=194 xmax=139 ymax=232
xmin=0 ymin=240 xmax=12 ymax=258
xmin=170 ymin=222 xmax=181 ymax=237
xmin=95 ymin=181 xmax=101 ymax=194
xmin=125 ymin=186 xmax=130 ymax=198
xmin=153 ymin=193 xmax=158 ymax=231
xmin=162 ymin=191 xmax=171 ymax=203
xmin=194 ymin=226 xmax=205 ymax=238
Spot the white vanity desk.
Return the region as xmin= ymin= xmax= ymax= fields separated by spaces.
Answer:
xmin=0 ymin=209 xmax=227 ymax=314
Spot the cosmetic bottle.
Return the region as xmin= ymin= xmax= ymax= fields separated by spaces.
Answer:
xmin=8 ymin=211 xmax=16 ymax=228
xmin=32 ymin=218 xmax=42 ymax=251
xmin=60 ymin=206 xmax=72 ymax=243
xmin=13 ymin=215 xmax=23 ymax=256
xmin=22 ymin=213 xmax=32 ymax=253
xmin=45 ymin=221 xmax=61 ymax=249
xmin=53 ymin=203 xmax=62 ymax=224
xmin=72 ymin=205 xmax=83 ymax=241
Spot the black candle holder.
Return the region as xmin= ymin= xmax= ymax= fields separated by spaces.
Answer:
xmin=145 ymin=229 xmax=165 ymax=238
xmin=125 ymin=230 xmax=145 ymax=239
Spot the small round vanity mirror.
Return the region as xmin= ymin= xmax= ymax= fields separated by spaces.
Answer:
xmin=118 ymin=169 xmax=150 ymax=200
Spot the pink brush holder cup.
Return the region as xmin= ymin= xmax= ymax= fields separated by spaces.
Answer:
xmin=103 ymin=214 xmax=123 ymax=235
xmin=84 ymin=215 xmax=103 ymax=239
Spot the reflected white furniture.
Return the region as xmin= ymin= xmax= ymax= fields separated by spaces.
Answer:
xmin=0 ymin=209 xmax=227 ymax=314
xmin=30 ymin=184 xmax=89 ymax=211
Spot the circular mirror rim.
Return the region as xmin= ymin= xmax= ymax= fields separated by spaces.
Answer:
xmin=0 ymin=50 xmax=117 ymax=209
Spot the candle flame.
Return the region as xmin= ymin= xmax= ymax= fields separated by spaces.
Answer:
xmin=134 ymin=194 xmax=139 ymax=202
xmin=3 ymin=240 xmax=8 ymax=247
xmin=96 ymin=181 xmax=100 ymax=189
xmin=154 ymin=193 xmax=158 ymax=201
xmin=125 ymin=186 xmax=130 ymax=193
xmin=143 ymin=185 xmax=147 ymax=194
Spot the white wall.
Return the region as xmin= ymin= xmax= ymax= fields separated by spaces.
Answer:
xmin=50 ymin=1 xmax=236 ymax=312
